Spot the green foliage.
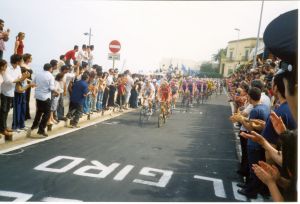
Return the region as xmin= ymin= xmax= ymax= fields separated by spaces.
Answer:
xmin=197 ymin=72 xmax=222 ymax=78
xmin=200 ymin=62 xmax=219 ymax=73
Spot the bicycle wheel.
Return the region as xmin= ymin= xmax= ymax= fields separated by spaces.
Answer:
xmin=163 ymin=112 xmax=166 ymax=124
xmin=181 ymin=96 xmax=185 ymax=112
xmin=158 ymin=111 xmax=163 ymax=128
xmin=139 ymin=108 xmax=144 ymax=126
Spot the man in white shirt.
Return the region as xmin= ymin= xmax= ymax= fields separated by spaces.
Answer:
xmin=107 ymin=69 xmax=118 ymax=108
xmin=76 ymin=44 xmax=89 ymax=66
xmin=87 ymin=45 xmax=94 ymax=69
xmin=0 ymin=54 xmax=28 ymax=137
xmin=31 ymin=63 xmax=57 ymax=137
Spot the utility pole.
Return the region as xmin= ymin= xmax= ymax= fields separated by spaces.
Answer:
xmin=84 ymin=28 xmax=92 ymax=47
xmin=234 ymin=28 xmax=240 ymax=72
xmin=252 ymin=0 xmax=264 ymax=69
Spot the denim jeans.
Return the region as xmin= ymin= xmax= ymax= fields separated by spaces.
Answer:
xmin=83 ymin=95 xmax=91 ymax=114
xmin=57 ymin=93 xmax=65 ymax=119
xmin=91 ymin=94 xmax=97 ymax=112
xmin=12 ymin=92 xmax=26 ymax=129
xmin=96 ymin=91 xmax=104 ymax=111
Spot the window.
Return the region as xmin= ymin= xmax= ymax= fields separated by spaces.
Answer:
xmin=229 ymin=52 xmax=233 ymax=60
xmin=245 ymin=50 xmax=249 ymax=60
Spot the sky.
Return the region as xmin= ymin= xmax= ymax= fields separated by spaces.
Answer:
xmin=1 ymin=0 xmax=298 ymax=73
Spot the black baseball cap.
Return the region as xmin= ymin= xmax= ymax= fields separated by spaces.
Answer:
xmin=263 ymin=9 xmax=298 ymax=75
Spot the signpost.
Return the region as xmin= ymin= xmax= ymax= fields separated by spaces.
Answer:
xmin=109 ymin=40 xmax=121 ymax=69
xmin=108 ymin=53 xmax=120 ymax=61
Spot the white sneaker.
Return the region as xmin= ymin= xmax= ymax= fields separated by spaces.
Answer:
xmin=20 ymin=127 xmax=29 ymax=131
xmin=13 ymin=129 xmax=21 ymax=133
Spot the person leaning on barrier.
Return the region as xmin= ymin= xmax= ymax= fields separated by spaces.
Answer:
xmin=66 ymin=73 xmax=90 ymax=128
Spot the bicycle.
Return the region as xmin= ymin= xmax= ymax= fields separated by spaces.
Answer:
xmin=139 ymin=97 xmax=152 ymax=126
xmin=158 ymin=101 xmax=171 ymax=128
xmin=196 ymin=90 xmax=205 ymax=105
xmin=181 ymin=90 xmax=192 ymax=112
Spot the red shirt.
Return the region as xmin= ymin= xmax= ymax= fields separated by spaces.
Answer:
xmin=65 ymin=50 xmax=76 ymax=61
xmin=17 ymin=39 xmax=24 ymax=56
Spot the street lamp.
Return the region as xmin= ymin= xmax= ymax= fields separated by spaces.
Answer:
xmin=234 ymin=28 xmax=240 ymax=72
xmin=84 ymin=28 xmax=93 ymax=46
xmin=252 ymin=0 xmax=264 ymax=69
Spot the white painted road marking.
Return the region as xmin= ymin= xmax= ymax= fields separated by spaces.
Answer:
xmin=194 ymin=175 xmax=226 ymax=198
xmin=133 ymin=167 xmax=173 ymax=188
xmin=113 ymin=165 xmax=135 ymax=181
xmin=73 ymin=160 xmax=120 ymax=178
xmin=34 ymin=155 xmax=85 ymax=173
xmin=41 ymin=197 xmax=82 ymax=202
xmin=0 ymin=191 xmax=32 ymax=202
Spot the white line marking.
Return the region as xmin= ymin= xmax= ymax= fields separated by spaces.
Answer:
xmin=133 ymin=167 xmax=173 ymax=188
xmin=41 ymin=197 xmax=82 ymax=202
xmin=113 ymin=165 xmax=135 ymax=181
xmin=34 ymin=155 xmax=85 ymax=173
xmin=0 ymin=190 xmax=32 ymax=202
xmin=0 ymin=149 xmax=24 ymax=156
xmin=194 ymin=175 xmax=226 ymax=198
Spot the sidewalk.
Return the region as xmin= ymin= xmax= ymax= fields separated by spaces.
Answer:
xmin=0 ymin=92 xmax=134 ymax=153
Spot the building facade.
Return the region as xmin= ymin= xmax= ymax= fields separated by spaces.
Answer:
xmin=220 ymin=37 xmax=263 ymax=77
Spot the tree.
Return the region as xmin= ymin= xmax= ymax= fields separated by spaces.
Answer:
xmin=212 ymin=48 xmax=227 ymax=73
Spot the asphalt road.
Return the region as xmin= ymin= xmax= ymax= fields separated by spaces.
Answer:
xmin=0 ymin=93 xmax=265 ymax=202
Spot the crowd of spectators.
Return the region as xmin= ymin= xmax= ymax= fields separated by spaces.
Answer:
xmin=0 ymin=8 xmax=298 ymax=202
xmin=227 ymin=9 xmax=297 ymax=201
xmin=0 ymin=18 xmax=157 ymax=138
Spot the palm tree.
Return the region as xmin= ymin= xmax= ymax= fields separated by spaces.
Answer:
xmin=212 ymin=48 xmax=227 ymax=73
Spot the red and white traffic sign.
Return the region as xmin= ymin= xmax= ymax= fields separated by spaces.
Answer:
xmin=109 ymin=40 xmax=121 ymax=53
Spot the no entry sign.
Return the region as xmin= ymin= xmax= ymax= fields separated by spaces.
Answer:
xmin=109 ymin=40 xmax=121 ymax=53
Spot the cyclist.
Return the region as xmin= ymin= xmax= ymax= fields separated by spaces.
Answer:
xmin=157 ymin=79 xmax=172 ymax=113
xmin=187 ymin=76 xmax=194 ymax=106
xmin=152 ymin=78 xmax=159 ymax=111
xmin=181 ymin=77 xmax=188 ymax=94
xmin=141 ymin=79 xmax=155 ymax=115
xmin=170 ymin=78 xmax=179 ymax=109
